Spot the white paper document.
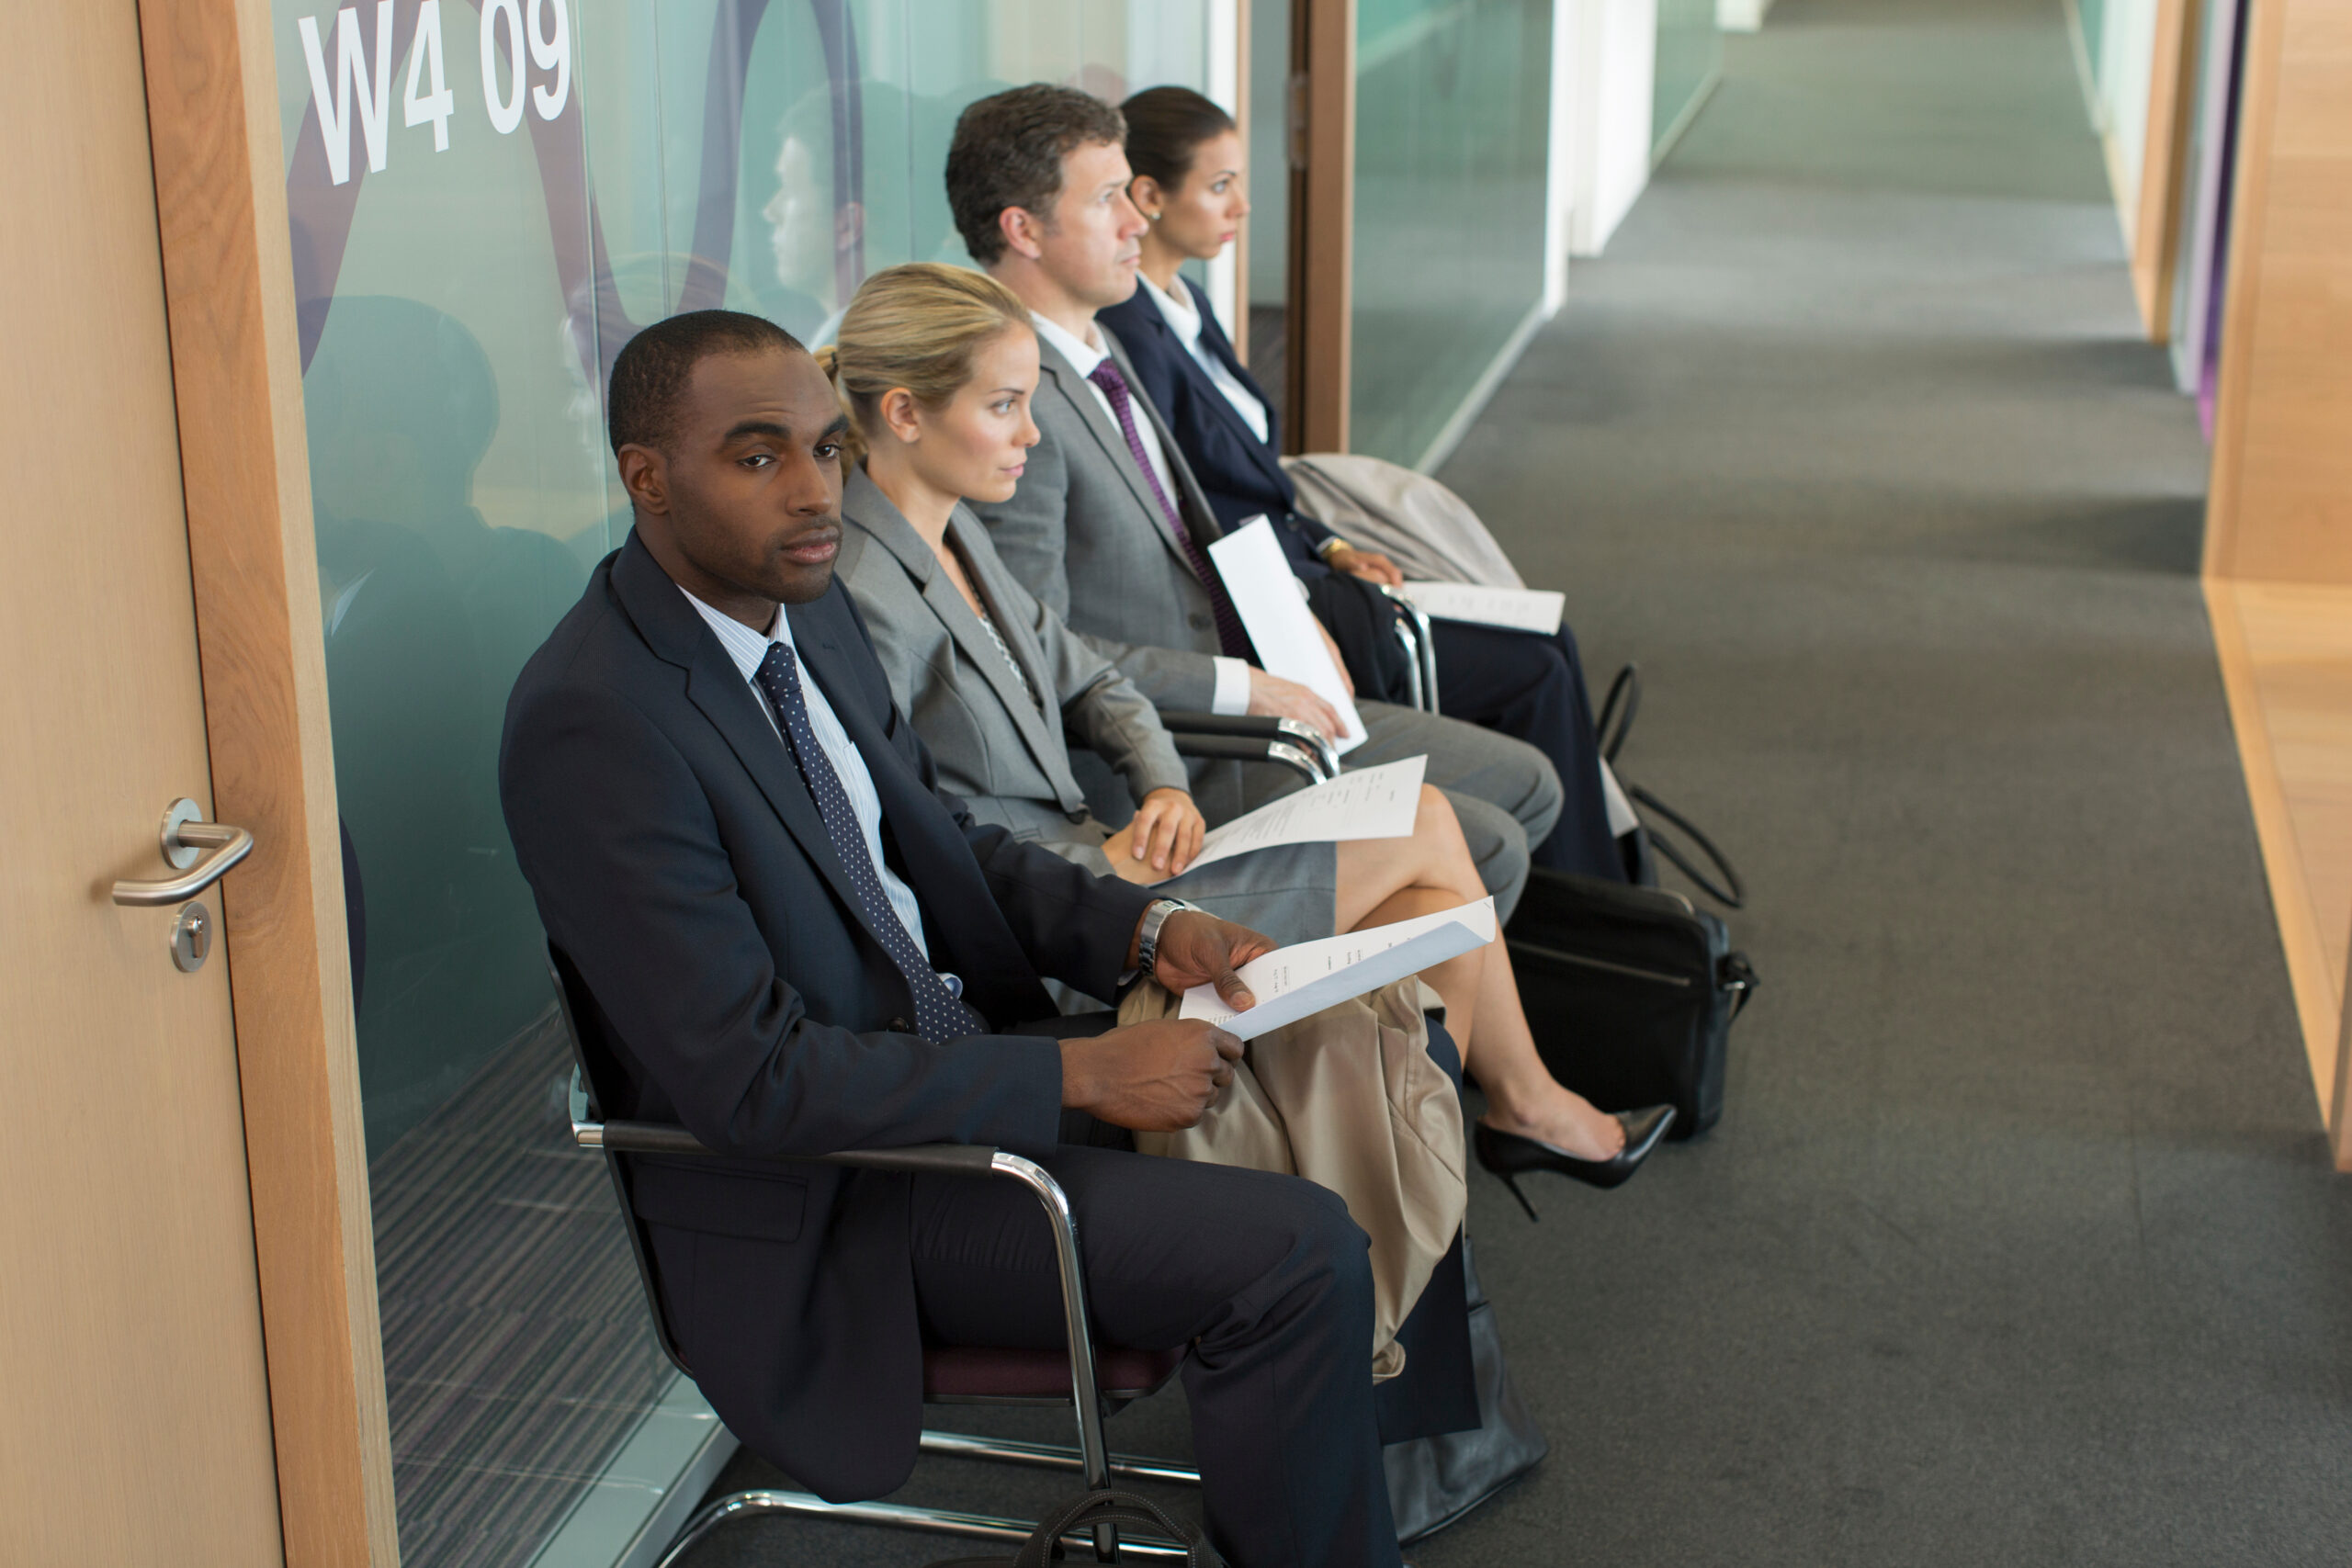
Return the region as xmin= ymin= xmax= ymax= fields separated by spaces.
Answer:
xmin=1177 ymin=756 xmax=1427 ymax=876
xmin=1599 ymin=756 xmax=1641 ymax=839
xmin=1179 ymin=897 xmax=1498 ymax=1041
xmin=1400 ymin=581 xmax=1566 ymax=635
xmin=1207 ymin=516 xmax=1368 ymax=752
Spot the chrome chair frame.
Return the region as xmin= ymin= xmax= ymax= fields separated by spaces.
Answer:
xmin=1374 ymin=586 xmax=1442 ymax=715
xmin=550 ymin=964 xmax=1203 ymax=1566
xmin=1159 ymin=712 xmax=1340 ymax=782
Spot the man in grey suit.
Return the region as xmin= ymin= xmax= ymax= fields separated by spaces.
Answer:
xmin=947 ymin=85 xmax=1562 ymax=917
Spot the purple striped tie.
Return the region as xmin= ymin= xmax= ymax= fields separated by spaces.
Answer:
xmin=1087 ymin=358 xmax=1252 ymax=660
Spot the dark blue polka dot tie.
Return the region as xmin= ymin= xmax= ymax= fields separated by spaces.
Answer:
xmin=753 ymin=641 xmax=987 ymax=1043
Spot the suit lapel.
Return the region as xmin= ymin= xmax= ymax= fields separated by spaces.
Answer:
xmin=1035 ymin=339 xmax=1204 ymax=576
xmin=792 ymin=596 xmax=1062 ymax=1021
xmin=944 ymin=510 xmax=1084 ymax=805
xmin=842 ymin=473 xmax=1073 ymax=799
xmin=609 ymin=536 xmax=890 ymax=953
xmin=1170 ymin=283 xmax=1292 ymax=500
xmin=787 ymin=608 xmax=970 ymax=941
xmin=680 ymin=654 xmax=876 ymax=931
xmin=1103 ymin=333 xmax=1227 ymax=548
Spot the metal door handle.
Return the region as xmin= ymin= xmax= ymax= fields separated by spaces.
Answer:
xmin=111 ymin=798 xmax=254 ymax=908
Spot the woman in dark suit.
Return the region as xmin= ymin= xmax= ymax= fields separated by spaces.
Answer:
xmin=1099 ymin=87 xmax=1627 ymax=883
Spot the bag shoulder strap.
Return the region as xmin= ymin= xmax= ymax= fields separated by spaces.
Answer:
xmin=1595 ymin=662 xmax=1747 ymax=910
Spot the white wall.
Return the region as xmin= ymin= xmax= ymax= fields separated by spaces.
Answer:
xmin=1715 ymin=0 xmax=1771 ymax=32
xmin=1566 ymin=0 xmax=1658 ymax=256
xmin=1544 ymin=0 xmax=1578 ymax=312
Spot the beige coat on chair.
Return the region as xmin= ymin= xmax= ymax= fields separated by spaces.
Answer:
xmin=1282 ymin=452 xmax=1527 ymax=590
xmin=1119 ymin=978 xmax=1467 ymax=1381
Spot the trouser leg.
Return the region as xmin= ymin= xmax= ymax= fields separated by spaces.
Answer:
xmin=1430 ymin=620 xmax=1623 ymax=880
xmin=910 ymin=1147 xmax=1402 ymax=1568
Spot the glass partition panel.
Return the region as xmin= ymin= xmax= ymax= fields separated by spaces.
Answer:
xmin=1653 ymin=0 xmax=1722 ymax=151
xmin=271 ymin=4 xmax=1207 ymax=1563
xmin=1351 ymin=0 xmax=1552 ymax=467
xmin=2078 ymin=0 xmax=2108 ymax=66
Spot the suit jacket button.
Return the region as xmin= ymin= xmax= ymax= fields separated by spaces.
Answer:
xmin=1190 ymin=613 xmax=1211 ymax=629
xmin=889 ymin=1018 xmax=912 ymax=1033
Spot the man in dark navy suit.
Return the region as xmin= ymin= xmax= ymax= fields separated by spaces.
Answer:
xmin=500 ymin=310 xmax=1406 ymax=1567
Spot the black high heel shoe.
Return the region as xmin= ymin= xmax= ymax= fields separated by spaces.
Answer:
xmin=1474 ymin=1104 xmax=1677 ymax=1219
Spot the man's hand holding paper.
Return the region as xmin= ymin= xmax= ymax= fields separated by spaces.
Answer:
xmin=1177 ymin=897 xmax=1499 ymax=1040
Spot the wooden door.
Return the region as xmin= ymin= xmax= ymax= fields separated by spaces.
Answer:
xmin=1284 ymin=0 xmax=1354 ymax=454
xmin=0 ymin=2 xmax=288 ymax=1560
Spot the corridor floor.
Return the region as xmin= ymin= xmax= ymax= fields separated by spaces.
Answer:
xmin=678 ymin=2 xmax=2352 ymax=1563
xmin=1427 ymin=0 xmax=2352 ymax=1562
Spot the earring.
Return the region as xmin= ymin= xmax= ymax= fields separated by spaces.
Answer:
xmin=1146 ymin=211 xmax=1161 ymax=222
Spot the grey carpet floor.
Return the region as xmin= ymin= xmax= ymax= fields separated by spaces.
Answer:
xmin=673 ymin=0 xmax=2352 ymax=1562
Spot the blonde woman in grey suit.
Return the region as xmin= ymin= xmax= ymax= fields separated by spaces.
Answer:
xmin=822 ymin=264 xmax=1668 ymax=1185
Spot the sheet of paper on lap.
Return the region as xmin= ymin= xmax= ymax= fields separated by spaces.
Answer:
xmin=1170 ymin=756 xmax=1426 ymax=878
xmin=1178 ymin=897 xmax=1498 ymax=1041
xmin=1399 ymin=581 xmax=1566 ymax=635
xmin=1207 ymin=516 xmax=1368 ymax=752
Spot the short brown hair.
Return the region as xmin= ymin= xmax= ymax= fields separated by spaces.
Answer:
xmin=945 ymin=84 xmax=1126 ymax=266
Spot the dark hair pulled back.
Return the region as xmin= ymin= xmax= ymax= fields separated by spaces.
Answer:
xmin=1119 ymin=85 xmax=1238 ymax=194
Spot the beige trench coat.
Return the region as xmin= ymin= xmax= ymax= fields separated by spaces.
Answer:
xmin=1120 ymin=978 xmax=1467 ymax=1381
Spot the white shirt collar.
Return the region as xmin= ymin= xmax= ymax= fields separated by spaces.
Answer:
xmin=678 ymin=585 xmax=794 ymax=684
xmin=1029 ymin=310 xmax=1106 ymax=379
xmin=1139 ymin=272 xmax=1202 ymax=344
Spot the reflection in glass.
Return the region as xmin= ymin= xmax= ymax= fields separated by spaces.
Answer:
xmin=1351 ymin=0 xmax=1552 ymax=467
xmin=1652 ymin=0 xmax=1723 ymax=152
xmin=272 ymin=3 xmax=1218 ymax=1563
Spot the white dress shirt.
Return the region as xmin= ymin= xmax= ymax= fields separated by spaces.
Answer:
xmin=1031 ymin=309 xmax=1251 ymax=716
xmin=1138 ymin=273 xmax=1270 ymax=445
xmin=680 ymin=587 xmax=945 ymax=972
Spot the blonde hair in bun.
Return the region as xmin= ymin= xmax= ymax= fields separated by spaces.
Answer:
xmin=826 ymin=263 xmax=1033 ymax=460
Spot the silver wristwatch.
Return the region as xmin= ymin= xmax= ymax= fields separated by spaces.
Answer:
xmin=1134 ymin=897 xmax=1203 ymax=976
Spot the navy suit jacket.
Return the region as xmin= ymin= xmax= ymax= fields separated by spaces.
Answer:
xmin=1098 ymin=277 xmax=1335 ymax=576
xmin=499 ymin=533 xmax=1155 ymax=1499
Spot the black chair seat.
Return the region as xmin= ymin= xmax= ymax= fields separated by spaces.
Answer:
xmin=923 ymin=1342 xmax=1185 ymax=1404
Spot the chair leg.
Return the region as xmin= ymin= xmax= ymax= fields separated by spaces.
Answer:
xmin=652 ymin=1488 xmax=1193 ymax=1566
xmin=1376 ymin=585 xmax=1442 ymax=712
xmin=1391 ymin=615 xmax=1426 ymax=711
xmin=989 ymin=1152 xmax=1123 ymax=1560
xmin=921 ymin=1428 xmax=1203 ymax=1486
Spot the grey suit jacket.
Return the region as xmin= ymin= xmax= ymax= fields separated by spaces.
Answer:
xmin=835 ymin=466 xmax=1190 ymax=842
xmin=840 ymin=467 xmax=1338 ymax=945
xmin=967 ymin=330 xmax=1243 ymax=712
